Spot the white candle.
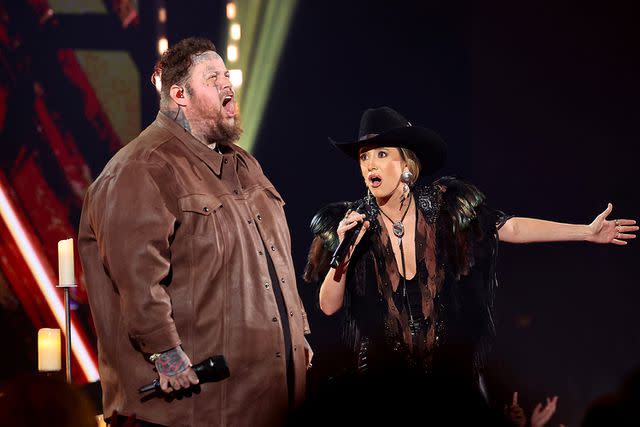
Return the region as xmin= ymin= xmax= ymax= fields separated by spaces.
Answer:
xmin=58 ymin=238 xmax=76 ymax=285
xmin=38 ymin=328 xmax=61 ymax=371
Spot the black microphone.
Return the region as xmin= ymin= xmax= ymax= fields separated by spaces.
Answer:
xmin=138 ymin=355 xmax=230 ymax=393
xmin=329 ymin=201 xmax=367 ymax=268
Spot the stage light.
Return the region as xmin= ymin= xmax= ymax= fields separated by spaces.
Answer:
xmin=233 ymin=1 xmax=299 ymax=152
xmin=227 ymin=45 xmax=238 ymax=62
xmin=226 ymin=3 xmax=237 ymax=19
xmin=40 ymin=8 xmax=54 ymax=25
xmin=230 ymin=23 xmax=241 ymax=40
xmin=229 ymin=69 xmax=243 ymax=88
xmin=153 ymin=74 xmax=162 ymax=93
xmin=157 ymin=37 xmax=168 ymax=55
xmin=158 ymin=7 xmax=166 ymax=23
xmin=158 ymin=37 xmax=168 ymax=55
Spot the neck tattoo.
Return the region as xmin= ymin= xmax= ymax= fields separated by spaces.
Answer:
xmin=162 ymin=106 xmax=191 ymax=133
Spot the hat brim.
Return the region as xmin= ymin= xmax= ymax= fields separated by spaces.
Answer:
xmin=330 ymin=126 xmax=447 ymax=176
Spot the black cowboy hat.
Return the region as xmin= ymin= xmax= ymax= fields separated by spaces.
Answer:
xmin=330 ymin=106 xmax=447 ymax=175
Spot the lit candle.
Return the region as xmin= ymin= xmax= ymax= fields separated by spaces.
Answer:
xmin=58 ymin=238 xmax=76 ymax=285
xmin=38 ymin=328 xmax=61 ymax=371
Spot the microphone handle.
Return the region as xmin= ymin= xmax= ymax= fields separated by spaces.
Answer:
xmin=138 ymin=378 xmax=160 ymax=393
xmin=138 ymin=355 xmax=229 ymax=393
xmin=329 ymin=221 xmax=363 ymax=268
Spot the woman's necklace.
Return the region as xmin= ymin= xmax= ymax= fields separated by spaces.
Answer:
xmin=379 ymin=193 xmax=418 ymax=336
xmin=378 ymin=193 xmax=412 ymax=240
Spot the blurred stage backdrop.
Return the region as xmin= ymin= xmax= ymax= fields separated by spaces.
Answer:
xmin=0 ymin=0 xmax=638 ymax=424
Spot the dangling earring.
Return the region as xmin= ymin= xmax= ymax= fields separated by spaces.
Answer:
xmin=400 ymin=184 xmax=409 ymax=208
xmin=367 ymin=188 xmax=373 ymax=204
xmin=400 ymin=169 xmax=413 ymax=208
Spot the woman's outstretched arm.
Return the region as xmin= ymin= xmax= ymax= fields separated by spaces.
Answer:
xmin=498 ymin=203 xmax=637 ymax=244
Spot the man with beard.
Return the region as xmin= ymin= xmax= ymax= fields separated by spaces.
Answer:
xmin=78 ymin=37 xmax=311 ymax=427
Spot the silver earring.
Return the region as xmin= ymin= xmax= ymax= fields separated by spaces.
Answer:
xmin=400 ymin=183 xmax=410 ymax=208
xmin=400 ymin=170 xmax=413 ymax=184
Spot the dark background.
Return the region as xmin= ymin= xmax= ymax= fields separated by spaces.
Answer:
xmin=2 ymin=1 xmax=638 ymax=424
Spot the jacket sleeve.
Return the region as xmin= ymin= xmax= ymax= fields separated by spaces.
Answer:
xmin=92 ymin=160 xmax=180 ymax=354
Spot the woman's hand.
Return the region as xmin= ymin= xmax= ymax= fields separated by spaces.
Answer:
xmin=319 ymin=209 xmax=370 ymax=315
xmin=588 ymin=203 xmax=638 ymax=245
xmin=336 ymin=210 xmax=370 ymax=255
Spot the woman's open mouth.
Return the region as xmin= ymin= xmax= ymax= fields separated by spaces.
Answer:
xmin=368 ymin=173 xmax=382 ymax=188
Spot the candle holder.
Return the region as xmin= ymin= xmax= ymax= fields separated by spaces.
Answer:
xmin=57 ymin=282 xmax=76 ymax=383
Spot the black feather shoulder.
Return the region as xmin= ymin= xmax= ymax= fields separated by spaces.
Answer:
xmin=303 ymin=201 xmax=352 ymax=283
xmin=430 ymin=176 xmax=488 ymax=280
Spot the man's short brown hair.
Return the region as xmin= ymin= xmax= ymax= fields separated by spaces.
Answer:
xmin=153 ymin=37 xmax=217 ymax=106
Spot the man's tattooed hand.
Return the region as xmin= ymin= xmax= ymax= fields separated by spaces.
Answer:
xmin=154 ymin=346 xmax=190 ymax=376
xmin=154 ymin=346 xmax=199 ymax=393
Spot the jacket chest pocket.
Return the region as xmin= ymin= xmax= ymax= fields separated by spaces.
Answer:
xmin=178 ymin=194 xmax=223 ymax=237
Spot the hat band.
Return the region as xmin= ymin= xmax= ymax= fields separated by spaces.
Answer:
xmin=358 ymin=133 xmax=379 ymax=141
xmin=358 ymin=123 xmax=414 ymax=142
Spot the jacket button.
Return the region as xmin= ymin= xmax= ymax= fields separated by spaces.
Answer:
xmin=258 ymin=250 xmax=263 ymax=255
xmin=203 ymin=207 xmax=210 ymax=213
xmin=275 ymin=352 xmax=281 ymax=358
xmin=247 ymin=219 xmax=253 ymax=224
xmin=280 ymin=278 xmax=285 ymax=283
xmin=257 ymin=214 xmax=262 ymax=221
xmin=233 ymin=189 xmax=239 ymax=195
xmin=272 ymin=317 xmax=278 ymax=322
xmin=265 ymin=282 xmax=270 ymax=289
xmin=289 ymin=311 xmax=294 ymax=317
xmin=223 ymin=158 xmax=229 ymax=164
xmin=294 ymin=346 xmax=297 ymax=351
xmin=270 ymin=245 xmax=275 ymax=251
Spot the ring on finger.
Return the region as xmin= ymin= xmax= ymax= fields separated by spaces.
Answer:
xmin=615 ymin=219 xmax=620 ymax=226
